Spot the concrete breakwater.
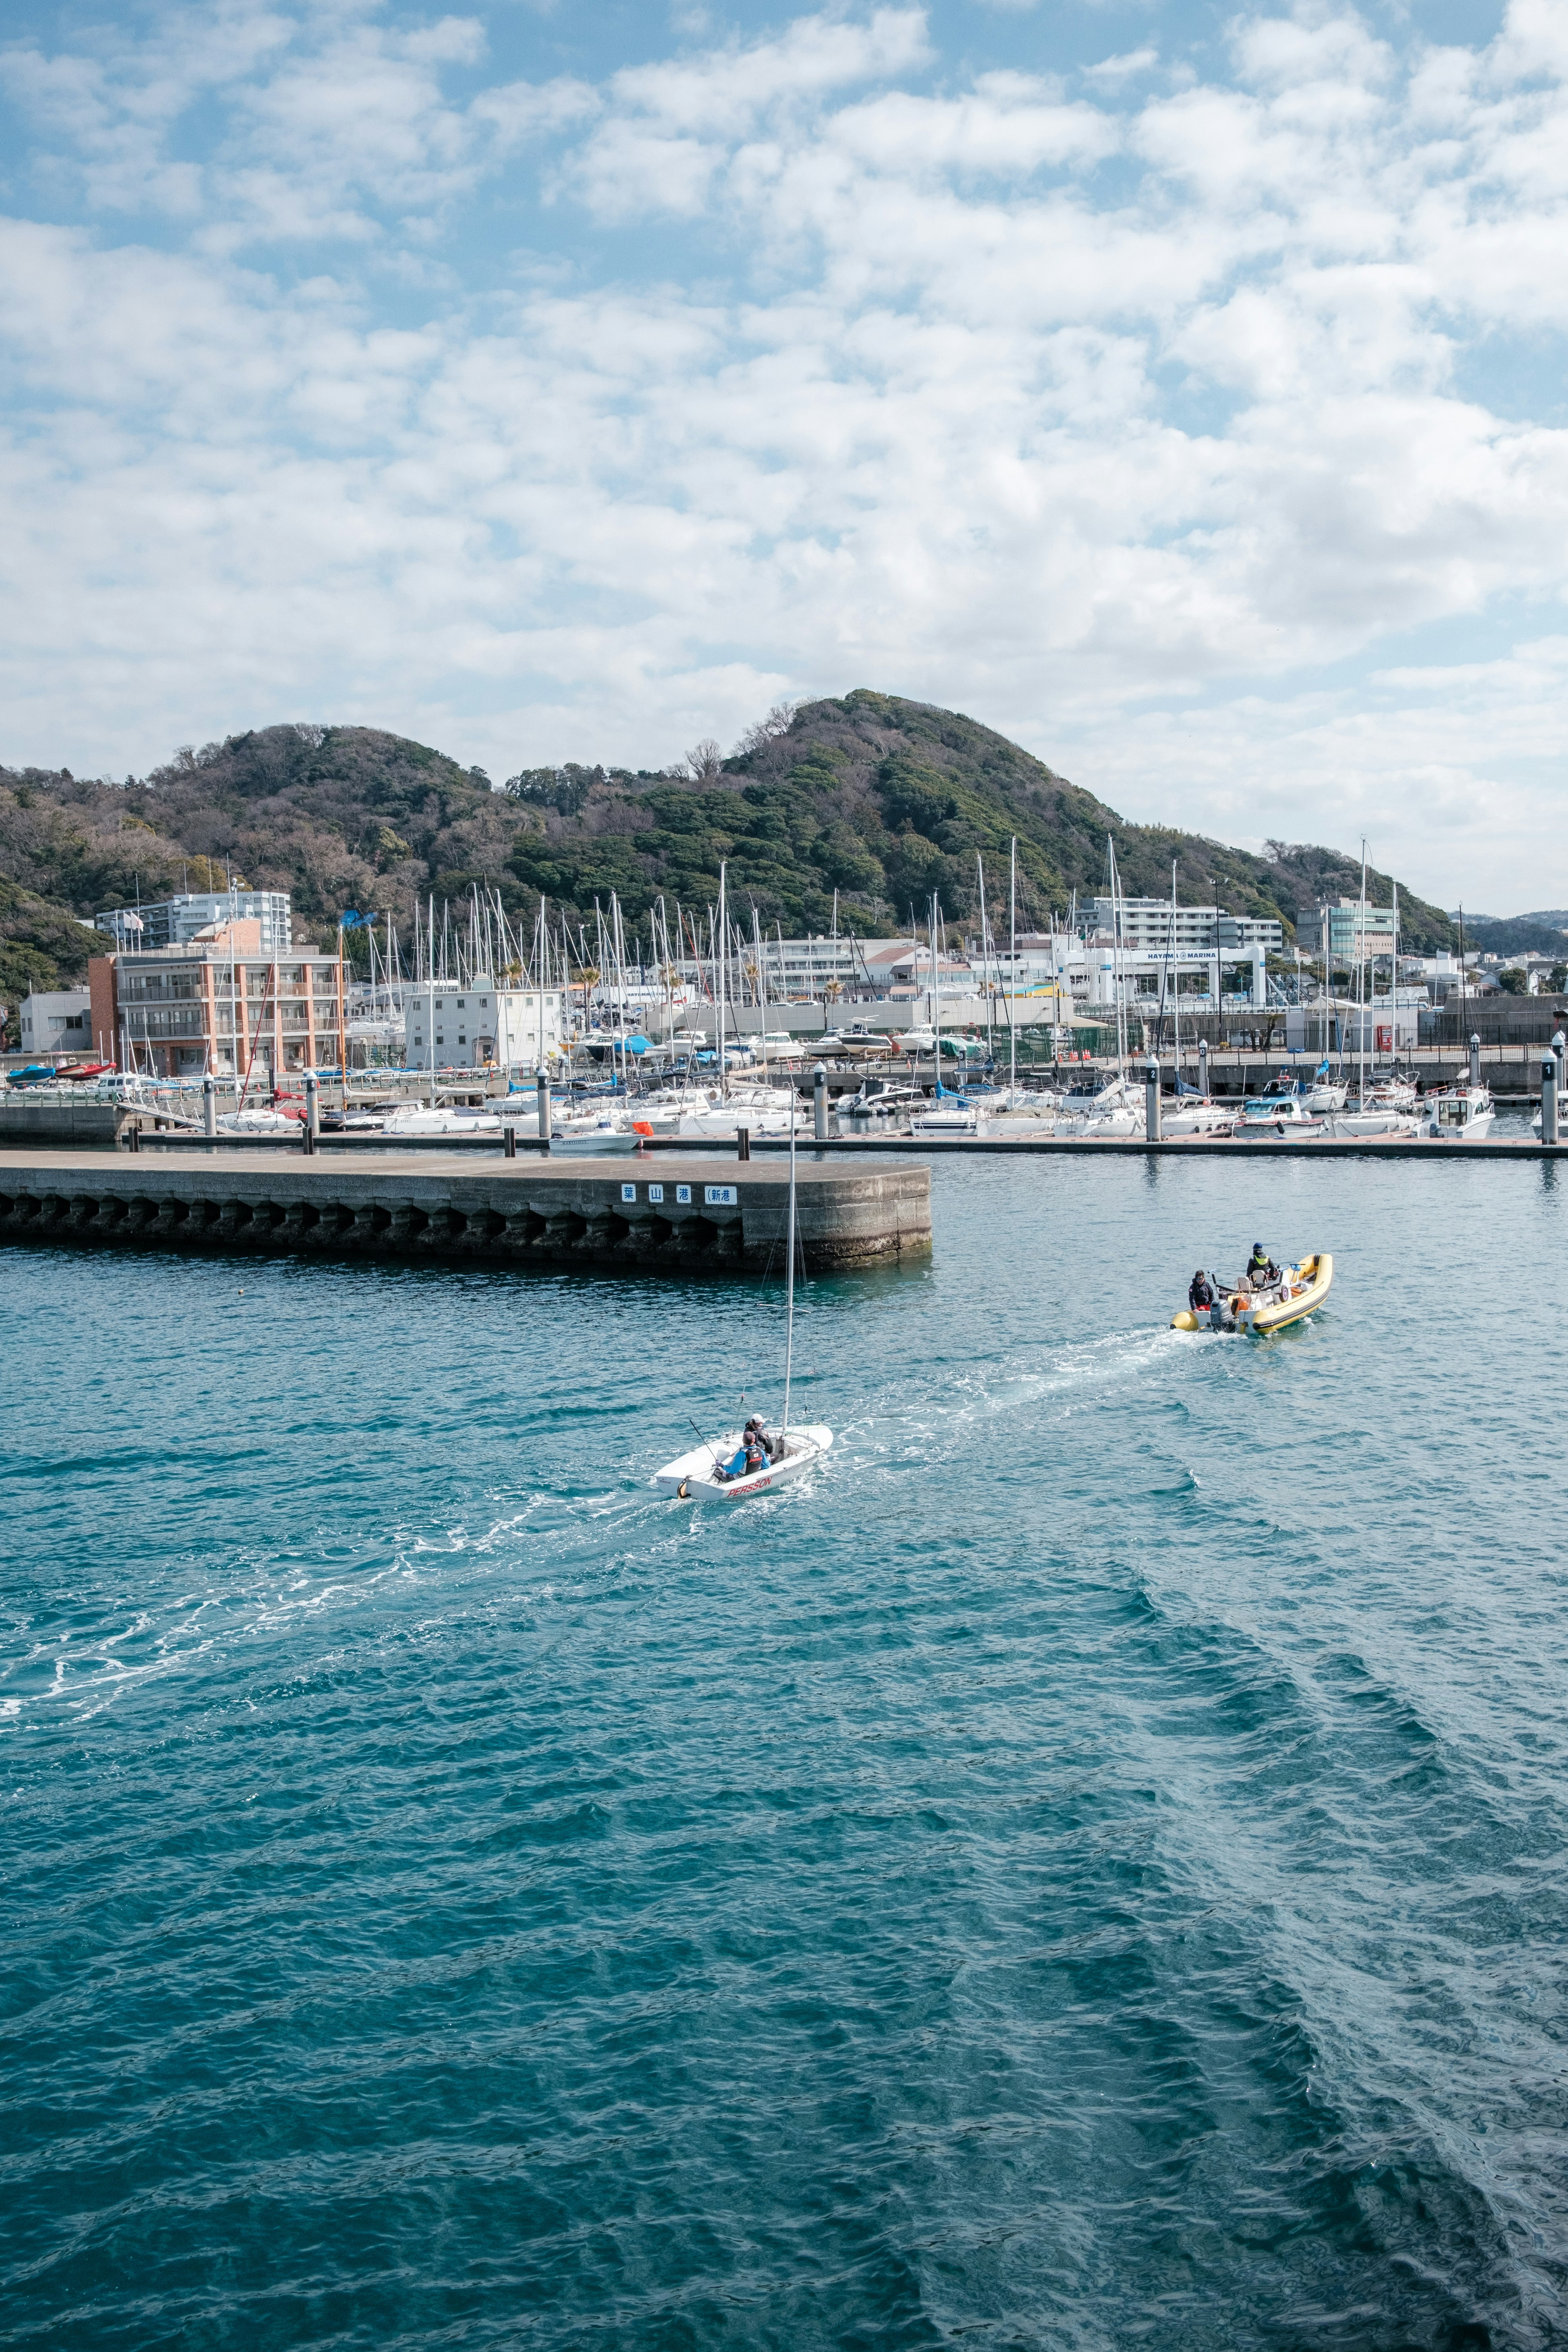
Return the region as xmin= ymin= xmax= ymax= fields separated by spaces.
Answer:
xmin=0 ymin=1152 xmax=931 ymax=1276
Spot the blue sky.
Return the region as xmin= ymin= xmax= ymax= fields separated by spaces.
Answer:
xmin=2 ymin=0 xmax=1564 ymax=907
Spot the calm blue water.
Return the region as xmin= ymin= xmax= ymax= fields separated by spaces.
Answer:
xmin=5 ymin=1154 xmax=1568 ymax=2351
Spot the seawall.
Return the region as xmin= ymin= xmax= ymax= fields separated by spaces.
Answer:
xmin=0 ymin=1152 xmax=931 ymax=1276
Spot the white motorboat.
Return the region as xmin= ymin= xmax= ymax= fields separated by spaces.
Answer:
xmin=1235 ymin=1097 xmax=1323 ymax=1137
xmin=1429 ymin=1085 xmax=1495 ymax=1138
xmin=653 ymin=1096 xmax=831 ymax=1502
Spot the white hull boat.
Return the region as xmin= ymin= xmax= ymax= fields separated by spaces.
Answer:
xmin=550 ymin=1126 xmax=640 ymax=1155
xmin=652 ymin=1036 xmax=831 ymax=1505
xmin=1235 ymin=1099 xmax=1324 ymax=1138
xmin=1318 ymin=1109 xmax=1419 ymax=1138
xmin=1162 ymin=1098 xmax=1234 ymax=1137
xmin=1054 ymin=1073 xmax=1139 ymax=1136
xmin=1430 ymin=1085 xmax=1495 ymax=1138
xmin=382 ymin=1107 xmax=504 ymax=1138
xmin=217 ymin=1108 xmax=300 ymax=1135
xmin=652 ymin=1423 xmax=834 ymax=1500
xmin=1304 ymin=1081 xmax=1348 ymax=1113
xmin=910 ymin=1103 xmax=979 ymax=1136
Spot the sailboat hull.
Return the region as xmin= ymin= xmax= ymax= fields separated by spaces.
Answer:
xmin=653 ymin=1426 xmax=834 ymax=1499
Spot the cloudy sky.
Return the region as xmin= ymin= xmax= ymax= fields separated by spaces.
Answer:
xmin=2 ymin=0 xmax=1565 ymax=908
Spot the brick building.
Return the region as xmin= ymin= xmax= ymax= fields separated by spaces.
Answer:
xmin=89 ymin=924 xmax=346 ymax=1081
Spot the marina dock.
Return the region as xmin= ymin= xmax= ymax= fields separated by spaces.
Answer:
xmin=0 ymin=1151 xmax=931 ymax=1276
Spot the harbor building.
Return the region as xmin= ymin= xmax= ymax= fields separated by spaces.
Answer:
xmin=405 ymin=981 xmax=570 ymax=1071
xmin=1091 ymin=899 xmax=1284 ymax=955
xmin=18 ymin=989 xmax=92 ymax=1056
xmin=1310 ymin=901 xmax=1398 ymax=960
xmin=89 ymin=926 xmax=345 ymax=1079
xmin=94 ymin=889 xmax=293 ymax=955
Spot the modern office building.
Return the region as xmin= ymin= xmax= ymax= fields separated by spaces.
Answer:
xmin=1310 ymin=901 xmax=1398 ymax=960
xmin=89 ymin=925 xmax=345 ymax=1079
xmin=94 ymin=890 xmax=293 ymax=955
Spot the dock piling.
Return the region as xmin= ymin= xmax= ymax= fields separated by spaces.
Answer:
xmin=305 ymin=1075 xmax=319 ymax=1154
xmin=536 ymin=1068 xmax=552 ymax=1143
xmin=503 ymin=1125 xmax=517 ymax=1159
xmin=1199 ymin=1039 xmax=1209 ymax=1097
xmin=737 ymin=1126 xmax=751 ymax=1160
xmin=813 ymin=1063 xmax=828 ymax=1140
xmin=203 ymin=1076 xmax=216 ymax=1145
xmin=1543 ymin=1054 xmax=1558 ymax=1145
xmin=1470 ymin=1033 xmax=1481 ymax=1089
xmin=1145 ymin=1057 xmax=1161 ymax=1143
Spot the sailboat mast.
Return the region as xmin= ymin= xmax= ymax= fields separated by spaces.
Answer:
xmin=1171 ymin=857 xmax=1180 ymax=1081
xmin=1009 ymin=837 xmax=1017 ymax=1096
xmin=782 ymin=1115 xmax=796 ymax=1438
xmin=1358 ymin=840 xmax=1368 ymax=1103
xmin=717 ymin=862 xmax=728 ymax=1101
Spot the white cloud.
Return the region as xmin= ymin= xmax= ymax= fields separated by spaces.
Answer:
xmin=2 ymin=0 xmax=1568 ymax=904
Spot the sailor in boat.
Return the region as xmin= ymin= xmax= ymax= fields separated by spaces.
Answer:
xmin=1243 ymin=1242 xmax=1282 ymax=1291
xmin=716 ymin=1417 xmax=771 ymax=1482
xmin=1188 ymin=1269 xmax=1216 ymax=1314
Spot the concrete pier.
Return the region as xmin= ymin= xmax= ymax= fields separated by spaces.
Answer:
xmin=0 ymin=1152 xmax=931 ymax=1276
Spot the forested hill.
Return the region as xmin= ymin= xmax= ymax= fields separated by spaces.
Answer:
xmin=0 ymin=692 xmax=1454 ymax=1008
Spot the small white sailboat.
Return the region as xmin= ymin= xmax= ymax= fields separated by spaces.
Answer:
xmin=910 ymin=1095 xmax=979 ymax=1136
xmin=652 ymin=1121 xmax=833 ymax=1501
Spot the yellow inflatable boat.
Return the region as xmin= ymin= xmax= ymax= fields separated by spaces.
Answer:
xmin=1172 ymin=1253 xmax=1333 ymax=1336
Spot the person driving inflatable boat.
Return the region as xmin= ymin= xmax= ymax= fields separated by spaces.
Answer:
xmin=1243 ymin=1243 xmax=1282 ymax=1289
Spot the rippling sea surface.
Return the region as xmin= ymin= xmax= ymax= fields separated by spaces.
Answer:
xmin=5 ymin=1152 xmax=1568 ymax=2351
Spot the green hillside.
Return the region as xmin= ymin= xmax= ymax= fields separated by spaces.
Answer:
xmin=0 ymin=694 xmax=1454 ymax=1032
xmin=503 ymin=691 xmax=1452 ymax=952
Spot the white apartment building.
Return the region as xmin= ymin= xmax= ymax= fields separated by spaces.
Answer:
xmin=1091 ymin=898 xmax=1284 ymax=954
xmin=18 ymin=989 xmax=92 ymax=1054
xmin=405 ymin=980 xmax=570 ymax=1071
xmin=95 ymin=889 xmax=293 ymax=955
xmin=970 ymin=931 xmax=1269 ymax=1010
